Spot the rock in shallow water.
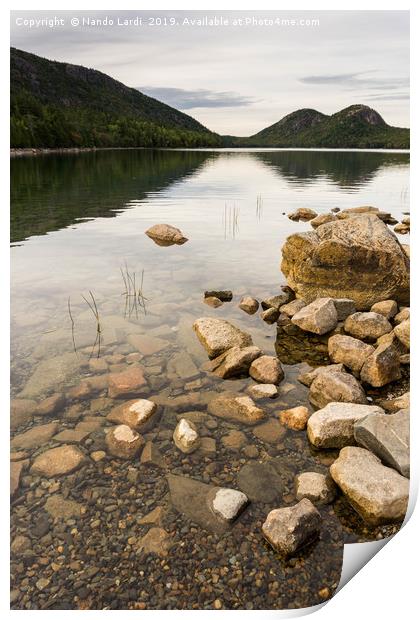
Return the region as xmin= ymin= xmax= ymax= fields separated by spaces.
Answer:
xmin=211 ymin=345 xmax=262 ymax=379
xmin=249 ymin=356 xmax=284 ymax=385
xmin=105 ymin=424 xmax=144 ymax=459
xmin=107 ymin=398 xmax=158 ymax=431
xmin=262 ymin=499 xmax=322 ymax=556
xmin=281 ymin=214 xmax=410 ymax=310
xmin=239 ymin=296 xmax=259 ymax=314
xmin=193 ymin=317 xmax=253 ymax=359
xmin=145 ymin=223 xmax=188 ymax=246
xmin=247 ymin=383 xmax=278 ymax=399
xmin=211 ymin=488 xmax=249 ymax=522
xmin=208 ymin=392 xmax=265 ymax=425
xmin=30 ymin=445 xmax=85 ymax=476
xmin=295 ymin=472 xmax=336 ymax=504
xmin=330 ymin=446 xmax=409 ymax=525
xmin=354 ymin=408 xmax=410 ymax=477
xmin=309 ymin=368 xmax=367 ymax=409
xmin=291 ymin=298 xmax=338 ymax=335
xmin=173 ymin=418 xmax=201 ymax=454
xmin=307 ymin=402 xmax=384 ymax=448
xmin=108 ymin=365 xmax=147 ymax=399
xmin=279 ymin=406 xmax=310 ymax=430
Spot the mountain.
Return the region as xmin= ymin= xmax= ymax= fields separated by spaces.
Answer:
xmin=232 ymin=105 xmax=409 ymax=149
xmin=10 ymin=47 xmax=221 ymax=148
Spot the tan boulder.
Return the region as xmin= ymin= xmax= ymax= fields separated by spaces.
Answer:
xmin=360 ymin=342 xmax=401 ymax=387
xmin=249 ymin=356 xmax=284 ymax=385
xmin=30 ymin=445 xmax=85 ymax=477
xmin=309 ymin=369 xmax=367 ymax=409
xmin=344 ymin=312 xmax=392 ymax=341
xmin=328 ymin=334 xmax=374 ymax=374
xmin=394 ymin=319 xmax=410 ymax=349
xmin=145 ymin=223 xmax=188 ymax=246
xmin=208 ymin=392 xmax=266 ymax=426
xmin=291 ymin=298 xmax=338 ymax=335
xmin=105 ymin=425 xmax=144 ymax=459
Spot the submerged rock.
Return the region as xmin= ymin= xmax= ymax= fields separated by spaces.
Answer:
xmin=193 ymin=317 xmax=253 ymax=359
xmin=211 ymin=345 xmax=262 ymax=379
xmin=107 ymin=399 xmax=158 ymax=431
xmin=307 ymin=402 xmax=384 ymax=448
xmin=30 ymin=445 xmax=85 ymax=477
xmin=173 ymin=418 xmax=201 ymax=454
xmin=239 ymin=296 xmax=259 ymax=315
xmin=330 ymin=446 xmax=409 ymax=525
xmin=309 ymin=369 xmax=367 ymax=409
xmin=262 ymin=499 xmax=321 ymax=556
xmin=208 ymin=392 xmax=266 ymax=425
xmin=249 ymin=356 xmax=284 ymax=385
xmin=295 ymin=472 xmax=336 ymax=504
xmin=108 ymin=365 xmax=147 ymax=399
xmin=105 ymin=424 xmax=144 ymax=459
xmin=247 ymin=383 xmax=278 ymax=400
xmin=145 ymin=223 xmax=188 ymax=246
xmin=10 ymin=399 xmax=36 ymax=431
xmin=204 ymin=290 xmax=233 ymax=302
xmin=237 ymin=462 xmax=286 ymax=502
xmin=354 ymin=408 xmax=409 ymax=477
xmin=291 ymin=298 xmax=338 ymax=335
xmin=328 ymin=334 xmax=374 ymax=374
xmin=11 ymin=422 xmax=59 ymax=450
xmin=344 ymin=312 xmax=392 ymax=341
xmin=137 ymin=527 xmax=172 ymax=557
xmin=281 ymin=214 xmax=410 ymax=310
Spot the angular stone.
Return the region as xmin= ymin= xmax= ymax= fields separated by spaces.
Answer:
xmin=253 ymin=418 xmax=286 ymax=444
xmin=295 ymin=472 xmax=336 ymax=504
xmin=279 ymin=406 xmax=310 ymax=431
xmin=208 ymin=392 xmax=265 ymax=425
xmin=239 ymin=296 xmax=259 ymax=314
xmin=307 ymin=402 xmax=384 ymax=448
xmin=249 ymin=356 xmax=284 ymax=385
xmin=279 ymin=299 xmax=306 ymax=317
xmin=10 ymin=399 xmax=36 ymax=430
xmin=247 ymin=383 xmax=278 ymax=400
xmin=380 ymin=392 xmax=409 ymax=413
xmin=298 ymin=363 xmax=345 ymax=387
xmin=30 ymin=445 xmax=85 ymax=477
xmin=199 ymin=436 xmax=216 ymax=456
xmin=193 ymin=317 xmax=253 ymax=359
xmin=221 ymin=430 xmax=247 ymax=450
xmin=292 ymin=298 xmax=338 ymax=335
xmin=360 ymin=342 xmax=401 ymax=387
xmin=309 ymin=370 xmax=367 ymax=409
xmin=52 ymin=428 xmax=91 ymax=444
xmin=136 ymin=527 xmax=172 ymax=556
xmin=204 ymin=290 xmax=232 ymax=302
xmin=261 ymin=307 xmax=279 ymax=324
xmin=11 ymin=460 xmax=27 ymax=496
xmin=140 ymin=441 xmax=165 ymax=467
xmin=328 ymin=334 xmax=374 ymax=374
xmin=44 ymin=494 xmax=82 ymax=519
xmin=212 ymin=345 xmax=262 ymax=379
xmin=344 ymin=312 xmax=392 ymax=341
xmin=310 ymin=213 xmax=337 ymax=228
xmin=330 ymin=447 xmax=409 ymax=524
xmin=211 ymin=488 xmax=249 ymax=522
xmin=170 ymin=351 xmax=199 ymax=380
xmin=354 ymin=409 xmax=410 ymax=477
xmin=262 ymin=499 xmax=322 ymax=556
xmin=173 ymin=418 xmax=201 ymax=454
xmin=237 ymin=462 xmax=285 ymax=502
xmin=332 ymin=299 xmax=357 ymax=321
xmin=261 ymin=289 xmax=293 ymax=310
xmin=107 ymin=399 xmax=158 ymax=431
xmin=394 ymin=307 xmax=410 ymax=324
xmin=370 ymin=300 xmax=398 ymax=319
xmin=128 ymin=334 xmax=169 ymax=356
xmin=105 ymin=425 xmax=144 ymax=459
xmin=281 ymin=215 xmax=410 ymax=310
xmin=36 ymin=394 xmax=66 ymax=417
xmin=108 ymin=365 xmax=147 ymax=399
xmin=11 ymin=422 xmax=59 ymax=450
xmin=288 ymin=207 xmax=317 ymax=221
xmin=145 ymin=223 xmax=188 ymax=246
xmin=138 ymin=506 xmax=164 ymax=526
xmin=204 ymin=296 xmax=223 ymax=308
xmin=394 ymin=319 xmax=410 ymax=349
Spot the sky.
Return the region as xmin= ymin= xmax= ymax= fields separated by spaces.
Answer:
xmin=10 ymin=10 xmax=409 ymax=136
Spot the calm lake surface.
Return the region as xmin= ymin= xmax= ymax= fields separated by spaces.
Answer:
xmin=10 ymin=149 xmax=409 ymax=610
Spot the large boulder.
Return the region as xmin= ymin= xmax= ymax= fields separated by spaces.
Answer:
xmin=344 ymin=312 xmax=392 ymax=341
xmin=291 ymin=298 xmax=338 ymax=335
xmin=307 ymin=402 xmax=384 ymax=448
xmin=330 ymin=447 xmax=409 ymax=525
xmin=328 ymin=334 xmax=374 ymax=374
xmin=309 ymin=369 xmax=367 ymax=409
xmin=354 ymin=409 xmax=410 ymax=477
xmin=281 ymin=214 xmax=409 ymax=310
xmin=193 ymin=318 xmax=253 ymax=359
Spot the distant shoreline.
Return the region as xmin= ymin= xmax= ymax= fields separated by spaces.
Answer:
xmin=10 ymin=146 xmax=410 ymax=157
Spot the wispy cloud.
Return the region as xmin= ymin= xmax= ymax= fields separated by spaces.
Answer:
xmin=137 ymin=86 xmax=256 ymax=109
xmin=299 ymin=71 xmax=409 ymax=92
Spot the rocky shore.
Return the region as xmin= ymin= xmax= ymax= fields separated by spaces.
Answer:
xmin=10 ymin=206 xmax=410 ymax=609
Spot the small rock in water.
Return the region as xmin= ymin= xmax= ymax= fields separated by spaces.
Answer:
xmin=279 ymin=299 xmax=306 ymax=317
xmin=108 ymin=365 xmax=147 ymax=399
xmin=10 ymin=399 xmax=36 ymax=430
xmin=11 ymin=421 xmax=59 ymax=450
xmin=344 ymin=312 xmax=392 ymax=341
xmin=212 ymin=345 xmax=262 ymax=379
xmin=261 ymin=288 xmax=293 ymax=310
xmin=307 ymin=402 xmax=384 ymax=448
xmin=328 ymin=334 xmax=374 ymax=374
xmin=204 ymin=290 xmax=233 ymax=302
xmin=141 ymin=441 xmax=165 ymax=467
xmin=279 ymin=406 xmax=310 ymax=430
xmin=30 ymin=444 xmax=85 ymax=477
xmin=262 ymin=499 xmax=322 ymax=556
xmin=249 ymin=356 xmax=284 ymax=385
xmin=295 ymin=472 xmax=336 ymax=504
xmin=203 ymin=296 xmax=223 ymax=308
xmin=221 ymin=430 xmax=247 ymax=450
xmin=210 ymin=487 xmax=249 ymax=522
xmin=330 ymin=446 xmax=409 ymax=525
xmin=261 ymin=307 xmax=279 ymax=324
xmin=105 ymin=425 xmax=144 ymax=459
xmin=173 ymin=418 xmax=201 ymax=454
xmin=193 ymin=317 xmax=253 ymax=359
xmin=239 ymin=296 xmax=259 ymax=315
xmin=107 ymin=398 xmax=158 ymax=431
xmin=145 ymin=223 xmax=188 ymax=246
xmin=354 ymin=408 xmax=409 ymax=477
xmin=370 ymin=299 xmax=398 ymax=319
xmin=90 ymin=450 xmax=106 ymax=462
xmin=291 ymin=297 xmax=338 ymax=335
xmin=288 ymin=207 xmax=318 ymax=221
xmin=247 ymin=383 xmax=278 ymax=399
xmin=137 ymin=527 xmax=172 ymax=556
xmin=208 ymin=392 xmax=266 ymax=425
xmin=309 ymin=368 xmax=367 ymax=409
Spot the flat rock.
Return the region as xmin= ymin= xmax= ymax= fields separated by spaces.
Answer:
xmin=253 ymin=418 xmax=286 ymax=444
xmin=237 ymin=462 xmax=285 ymax=502
xmin=193 ymin=317 xmax=253 ymax=359
xmin=44 ymin=494 xmax=83 ymax=519
xmin=105 ymin=425 xmax=144 ymax=459
xmin=173 ymin=418 xmax=201 ymax=454
xmin=11 ymin=399 xmax=36 ymax=430
xmin=360 ymin=341 xmax=401 ymax=387
xmin=128 ymin=334 xmax=169 ymax=356
xmin=330 ymin=446 xmax=409 ymax=524
xmin=36 ymin=393 xmax=66 ymax=417
xmin=310 ymin=213 xmax=337 ymax=228
xmin=208 ymin=392 xmax=266 ymax=425
xmin=136 ymin=527 xmax=172 ymax=556
xmin=262 ymin=499 xmax=321 ymax=556
xmin=212 ymin=345 xmax=261 ymax=379
xmin=221 ymin=430 xmax=247 ymax=450
xmin=370 ymin=300 xmax=398 ymax=319
xmin=309 ymin=369 xmax=367 ymax=409
xmin=394 ymin=319 xmax=410 ymax=349
xmin=53 ymin=428 xmax=91 ymax=444
xmin=249 ymin=356 xmax=284 ymax=385
xmin=11 ymin=460 xmax=27 ymax=496
xmin=291 ymin=298 xmax=338 ymax=335
xmin=247 ymin=383 xmax=278 ymax=399
xmin=108 ymin=365 xmax=147 ymax=399
xmin=239 ymin=296 xmax=259 ymax=314
xmin=30 ymin=445 xmax=85 ymax=477
xmin=328 ymin=334 xmax=374 ymax=374
xmin=295 ymin=472 xmax=336 ymax=504
xmin=354 ymin=409 xmax=410 ymax=477
xmin=140 ymin=441 xmax=165 ymax=467
xmin=281 ymin=214 xmax=410 ymax=310
xmin=261 ymin=289 xmax=293 ymax=310
xmin=169 ymin=351 xmax=199 ymax=380
xmin=11 ymin=422 xmax=59 ymax=450
xmin=107 ymin=399 xmax=158 ymax=431
xmin=20 ymin=352 xmax=83 ymax=399
xmin=344 ymin=312 xmax=392 ymax=341
xmin=307 ymin=402 xmax=384 ymax=448
xmin=279 ymin=406 xmax=310 ymax=430
xmin=145 ymin=223 xmax=188 ymax=246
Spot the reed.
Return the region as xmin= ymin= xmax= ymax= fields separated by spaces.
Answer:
xmin=82 ymin=290 xmax=102 ymax=359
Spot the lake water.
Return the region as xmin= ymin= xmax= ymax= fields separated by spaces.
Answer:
xmin=10 ymin=149 xmax=409 ymax=610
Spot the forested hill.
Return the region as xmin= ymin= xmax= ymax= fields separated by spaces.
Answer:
xmin=10 ymin=47 xmax=222 ymax=148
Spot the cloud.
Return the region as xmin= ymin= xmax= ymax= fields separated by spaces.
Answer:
xmin=299 ymin=71 xmax=409 ymax=92
xmin=137 ymin=86 xmax=256 ymax=109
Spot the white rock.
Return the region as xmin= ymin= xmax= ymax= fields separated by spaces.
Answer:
xmin=173 ymin=419 xmax=200 ymax=454
xmin=247 ymin=383 xmax=278 ymax=399
xmin=211 ymin=488 xmax=249 ymax=522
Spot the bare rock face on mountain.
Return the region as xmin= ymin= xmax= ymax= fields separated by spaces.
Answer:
xmin=281 ymin=215 xmax=410 ymax=310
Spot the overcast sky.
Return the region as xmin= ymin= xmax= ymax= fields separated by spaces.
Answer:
xmin=10 ymin=10 xmax=409 ymax=135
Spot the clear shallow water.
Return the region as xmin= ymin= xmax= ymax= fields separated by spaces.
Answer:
xmin=10 ymin=149 xmax=409 ymax=610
